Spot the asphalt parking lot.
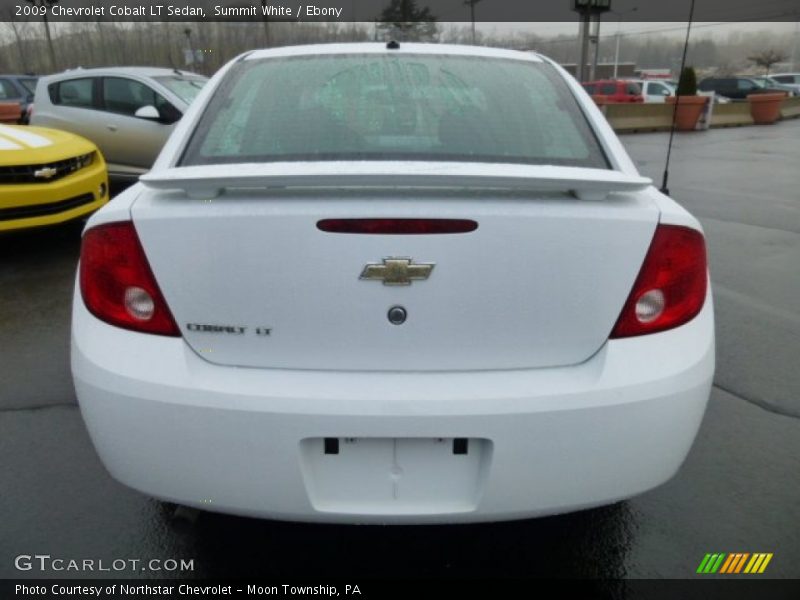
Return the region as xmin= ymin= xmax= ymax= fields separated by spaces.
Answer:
xmin=1 ymin=120 xmax=798 ymax=579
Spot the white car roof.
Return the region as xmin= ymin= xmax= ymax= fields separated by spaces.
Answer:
xmin=45 ymin=67 xmax=203 ymax=80
xmin=245 ymin=43 xmax=544 ymax=63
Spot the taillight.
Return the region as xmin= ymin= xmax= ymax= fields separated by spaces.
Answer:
xmin=317 ymin=218 xmax=478 ymax=235
xmin=610 ymin=224 xmax=707 ymax=338
xmin=80 ymin=222 xmax=180 ymax=336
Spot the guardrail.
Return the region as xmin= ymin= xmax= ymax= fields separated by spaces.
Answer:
xmin=597 ymin=96 xmax=800 ymax=132
xmin=781 ymin=96 xmax=800 ymax=120
xmin=711 ymin=102 xmax=754 ymax=128
xmin=601 ymin=103 xmax=674 ymax=132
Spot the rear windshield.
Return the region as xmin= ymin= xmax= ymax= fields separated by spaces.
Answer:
xmin=181 ymin=53 xmax=608 ymax=169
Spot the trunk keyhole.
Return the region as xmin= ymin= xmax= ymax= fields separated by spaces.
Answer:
xmin=388 ymin=306 xmax=407 ymax=325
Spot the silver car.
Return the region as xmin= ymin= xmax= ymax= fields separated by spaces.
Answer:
xmin=755 ymin=74 xmax=800 ymax=95
xmin=770 ymin=73 xmax=800 ymax=93
xmin=32 ymin=67 xmax=207 ymax=181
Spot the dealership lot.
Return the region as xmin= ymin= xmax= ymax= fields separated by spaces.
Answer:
xmin=1 ymin=121 xmax=798 ymax=578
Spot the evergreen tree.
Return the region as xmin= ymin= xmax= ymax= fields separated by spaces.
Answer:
xmin=377 ymin=0 xmax=438 ymax=42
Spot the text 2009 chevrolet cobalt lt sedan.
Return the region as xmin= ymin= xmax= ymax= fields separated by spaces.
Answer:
xmin=72 ymin=43 xmax=714 ymax=524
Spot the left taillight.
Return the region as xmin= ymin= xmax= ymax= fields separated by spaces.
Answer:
xmin=79 ymin=222 xmax=180 ymax=336
xmin=610 ymin=224 xmax=708 ymax=338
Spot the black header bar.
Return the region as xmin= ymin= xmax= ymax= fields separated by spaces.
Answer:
xmin=2 ymin=0 xmax=799 ymax=22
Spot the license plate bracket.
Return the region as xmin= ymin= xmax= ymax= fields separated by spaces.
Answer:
xmin=299 ymin=437 xmax=492 ymax=515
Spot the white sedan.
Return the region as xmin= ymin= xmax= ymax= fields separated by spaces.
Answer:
xmin=72 ymin=43 xmax=714 ymax=524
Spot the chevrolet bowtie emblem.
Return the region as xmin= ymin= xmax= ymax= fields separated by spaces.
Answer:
xmin=33 ymin=166 xmax=58 ymax=180
xmin=359 ymin=258 xmax=435 ymax=286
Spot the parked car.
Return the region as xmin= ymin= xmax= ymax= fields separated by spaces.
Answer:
xmin=697 ymin=77 xmax=789 ymax=100
xmin=750 ymin=76 xmax=799 ymax=97
xmin=623 ymin=79 xmax=675 ymax=103
xmin=72 ymin=43 xmax=713 ymax=524
xmin=581 ymin=79 xmax=644 ymax=102
xmin=769 ymin=73 xmax=800 ymax=93
xmin=0 ymin=74 xmax=38 ymax=123
xmin=0 ymin=124 xmax=108 ymax=231
xmin=32 ymin=67 xmax=207 ymax=181
xmin=0 ymin=102 xmax=22 ymax=124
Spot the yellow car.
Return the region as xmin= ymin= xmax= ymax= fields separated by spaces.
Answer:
xmin=0 ymin=124 xmax=108 ymax=232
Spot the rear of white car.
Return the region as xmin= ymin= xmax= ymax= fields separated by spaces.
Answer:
xmin=72 ymin=44 xmax=714 ymax=524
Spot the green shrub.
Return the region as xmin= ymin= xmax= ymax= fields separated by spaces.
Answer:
xmin=676 ymin=66 xmax=697 ymax=96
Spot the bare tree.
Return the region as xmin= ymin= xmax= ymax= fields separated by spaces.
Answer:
xmin=25 ymin=0 xmax=59 ymax=71
xmin=3 ymin=21 xmax=793 ymax=78
xmin=1 ymin=15 xmax=31 ymax=73
xmin=747 ymin=49 xmax=787 ymax=76
xmin=713 ymin=61 xmax=740 ymax=77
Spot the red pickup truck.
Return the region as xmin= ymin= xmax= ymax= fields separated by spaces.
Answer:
xmin=582 ymin=80 xmax=644 ymax=103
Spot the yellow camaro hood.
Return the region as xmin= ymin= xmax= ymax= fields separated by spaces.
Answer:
xmin=0 ymin=124 xmax=97 ymax=166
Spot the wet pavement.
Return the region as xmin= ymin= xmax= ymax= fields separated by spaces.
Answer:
xmin=1 ymin=121 xmax=798 ymax=579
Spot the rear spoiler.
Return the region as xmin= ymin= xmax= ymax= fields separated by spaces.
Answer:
xmin=140 ymin=162 xmax=652 ymax=201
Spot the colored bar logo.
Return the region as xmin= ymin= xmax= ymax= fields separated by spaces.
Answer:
xmin=697 ymin=553 xmax=773 ymax=574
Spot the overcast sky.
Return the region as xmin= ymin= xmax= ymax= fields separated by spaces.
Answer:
xmin=467 ymin=21 xmax=799 ymax=40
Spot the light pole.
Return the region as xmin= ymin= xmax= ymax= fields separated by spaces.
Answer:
xmin=572 ymin=0 xmax=611 ymax=83
xmin=464 ymin=0 xmax=482 ymax=45
xmin=589 ymin=14 xmax=602 ymax=81
xmin=183 ymin=28 xmax=196 ymax=70
xmin=611 ymin=6 xmax=638 ymax=79
xmin=261 ymin=0 xmax=271 ymax=47
xmin=577 ymin=11 xmax=591 ymax=83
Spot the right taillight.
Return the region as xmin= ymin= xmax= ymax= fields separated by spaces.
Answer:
xmin=80 ymin=221 xmax=180 ymax=337
xmin=610 ymin=224 xmax=708 ymax=338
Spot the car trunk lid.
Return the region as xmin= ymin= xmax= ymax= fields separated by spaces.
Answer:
xmin=132 ymin=163 xmax=658 ymax=371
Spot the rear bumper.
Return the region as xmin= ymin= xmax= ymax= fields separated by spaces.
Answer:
xmin=72 ymin=290 xmax=714 ymax=524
